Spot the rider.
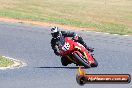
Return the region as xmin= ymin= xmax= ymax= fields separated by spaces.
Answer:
xmin=50 ymin=26 xmax=94 ymax=66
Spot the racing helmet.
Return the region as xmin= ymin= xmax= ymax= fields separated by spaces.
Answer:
xmin=51 ymin=26 xmax=60 ymax=38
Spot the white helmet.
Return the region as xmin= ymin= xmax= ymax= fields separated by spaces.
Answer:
xmin=51 ymin=27 xmax=60 ymax=38
xmin=51 ymin=26 xmax=59 ymax=33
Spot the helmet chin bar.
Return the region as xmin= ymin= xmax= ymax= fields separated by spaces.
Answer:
xmin=51 ymin=32 xmax=59 ymax=38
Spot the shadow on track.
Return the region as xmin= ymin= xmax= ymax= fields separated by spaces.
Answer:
xmin=35 ymin=66 xmax=86 ymax=69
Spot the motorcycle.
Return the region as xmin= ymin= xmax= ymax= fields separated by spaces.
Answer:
xmin=57 ymin=36 xmax=98 ymax=68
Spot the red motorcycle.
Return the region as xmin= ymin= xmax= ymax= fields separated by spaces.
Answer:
xmin=58 ymin=36 xmax=98 ymax=68
xmin=57 ymin=36 xmax=98 ymax=68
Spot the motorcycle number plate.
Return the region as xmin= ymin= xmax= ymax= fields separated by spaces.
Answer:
xmin=62 ymin=42 xmax=70 ymax=51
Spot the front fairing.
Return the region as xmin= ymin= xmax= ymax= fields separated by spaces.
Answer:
xmin=74 ymin=42 xmax=94 ymax=64
xmin=58 ymin=37 xmax=74 ymax=55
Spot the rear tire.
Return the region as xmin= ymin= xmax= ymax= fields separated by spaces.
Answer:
xmin=73 ymin=53 xmax=91 ymax=68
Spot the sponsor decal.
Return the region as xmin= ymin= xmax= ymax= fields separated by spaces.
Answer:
xmin=76 ymin=67 xmax=131 ymax=85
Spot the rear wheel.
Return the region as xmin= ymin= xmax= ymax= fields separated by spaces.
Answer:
xmin=73 ymin=53 xmax=91 ymax=68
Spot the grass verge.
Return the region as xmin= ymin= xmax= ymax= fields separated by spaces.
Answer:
xmin=0 ymin=0 xmax=132 ymax=35
xmin=0 ymin=56 xmax=14 ymax=67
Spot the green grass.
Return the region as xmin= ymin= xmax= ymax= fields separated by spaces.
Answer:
xmin=0 ymin=0 xmax=132 ymax=35
xmin=0 ymin=56 xmax=14 ymax=67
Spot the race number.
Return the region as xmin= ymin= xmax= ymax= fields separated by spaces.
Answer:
xmin=62 ymin=42 xmax=70 ymax=51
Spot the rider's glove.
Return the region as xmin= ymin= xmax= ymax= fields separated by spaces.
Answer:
xmin=73 ymin=34 xmax=79 ymax=40
xmin=88 ymin=47 xmax=94 ymax=52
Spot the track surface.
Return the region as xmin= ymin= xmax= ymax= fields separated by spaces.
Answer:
xmin=0 ymin=22 xmax=132 ymax=88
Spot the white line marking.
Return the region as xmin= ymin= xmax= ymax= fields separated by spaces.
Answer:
xmin=0 ymin=56 xmax=27 ymax=70
xmin=86 ymin=31 xmax=131 ymax=37
xmin=123 ymin=35 xmax=129 ymax=36
xmin=86 ymin=31 xmax=92 ymax=33
xmin=104 ymin=33 xmax=110 ymax=34
xmin=113 ymin=34 xmax=118 ymax=35
xmin=95 ymin=32 xmax=102 ymax=33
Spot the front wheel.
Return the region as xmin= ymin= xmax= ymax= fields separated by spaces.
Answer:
xmin=91 ymin=58 xmax=98 ymax=67
xmin=73 ymin=53 xmax=91 ymax=68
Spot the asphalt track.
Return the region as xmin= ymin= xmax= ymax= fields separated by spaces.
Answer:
xmin=0 ymin=21 xmax=132 ymax=88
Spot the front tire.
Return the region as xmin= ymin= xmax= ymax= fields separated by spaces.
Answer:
xmin=73 ymin=53 xmax=91 ymax=68
xmin=91 ymin=58 xmax=98 ymax=67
